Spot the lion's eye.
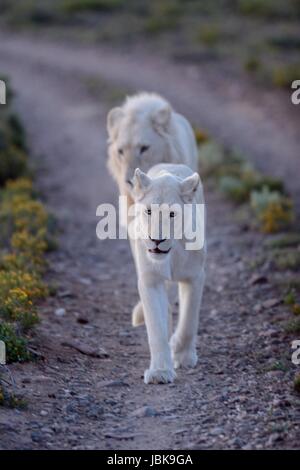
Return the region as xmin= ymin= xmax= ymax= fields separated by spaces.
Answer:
xmin=145 ymin=208 xmax=152 ymax=216
xmin=140 ymin=145 xmax=149 ymax=154
xmin=170 ymin=211 xmax=175 ymax=218
xmin=118 ymin=148 xmax=124 ymax=156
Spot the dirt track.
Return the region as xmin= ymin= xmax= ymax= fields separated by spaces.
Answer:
xmin=1 ymin=33 xmax=299 ymax=205
xmin=0 ymin=34 xmax=299 ymax=450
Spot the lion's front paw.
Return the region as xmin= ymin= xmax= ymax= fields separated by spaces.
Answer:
xmin=144 ymin=367 xmax=176 ymax=384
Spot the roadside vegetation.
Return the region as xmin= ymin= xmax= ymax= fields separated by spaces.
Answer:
xmin=196 ymin=130 xmax=300 ymax=392
xmin=197 ymin=136 xmax=294 ymax=233
xmin=0 ymin=77 xmax=54 ymax=406
xmin=0 ymin=0 xmax=299 ymax=92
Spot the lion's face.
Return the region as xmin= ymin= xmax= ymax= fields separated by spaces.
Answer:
xmin=115 ymin=117 xmax=169 ymax=187
xmin=107 ymin=102 xmax=171 ymax=194
xmin=131 ymin=168 xmax=200 ymax=262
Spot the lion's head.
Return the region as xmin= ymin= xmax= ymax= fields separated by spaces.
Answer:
xmin=107 ymin=93 xmax=174 ymax=197
xmin=130 ymin=167 xmax=201 ymax=262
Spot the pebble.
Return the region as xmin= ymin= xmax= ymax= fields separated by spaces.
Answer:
xmin=267 ymin=433 xmax=282 ymax=446
xmin=249 ymin=273 xmax=268 ymax=285
xmin=55 ymin=308 xmax=66 ymax=317
xmin=229 ymin=437 xmax=244 ymax=448
xmin=262 ymin=298 xmax=281 ymax=309
xmin=131 ymin=406 xmax=158 ymax=418
xmin=31 ymin=431 xmax=43 ymax=443
xmin=41 ymin=427 xmax=53 ymax=434
xmin=210 ymin=427 xmax=223 ymax=436
xmin=98 ymin=379 xmax=129 ymax=387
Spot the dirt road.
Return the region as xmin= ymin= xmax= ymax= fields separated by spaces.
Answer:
xmin=0 ymin=34 xmax=299 ymax=450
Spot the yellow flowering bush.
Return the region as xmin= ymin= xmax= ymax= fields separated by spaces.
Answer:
xmin=0 ymin=187 xmax=49 ymax=357
xmin=0 ymin=269 xmax=48 ymax=301
xmin=259 ymin=201 xmax=293 ymax=233
xmin=193 ymin=127 xmax=209 ymax=145
xmin=4 ymin=287 xmax=32 ymax=314
xmin=0 ymin=322 xmax=31 ymax=363
xmin=0 ymin=82 xmax=53 ymax=375
xmin=0 ymin=193 xmax=48 ymax=235
xmin=2 ymin=288 xmax=38 ymax=330
xmin=4 ymin=177 xmax=33 ymax=195
xmin=250 ymin=187 xmax=293 ymax=233
xmin=11 ymin=229 xmax=48 ymax=270
xmin=198 ymin=137 xmax=294 ymax=234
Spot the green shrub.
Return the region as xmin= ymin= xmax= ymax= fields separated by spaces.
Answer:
xmin=200 ymin=141 xmax=284 ymax=204
xmin=293 ymin=304 xmax=300 ymax=315
xmin=0 ymin=108 xmax=28 ymax=185
xmin=250 ymin=187 xmax=294 ymax=233
xmin=268 ymin=35 xmax=300 ymax=51
xmin=218 ymin=164 xmax=261 ymax=202
xmin=0 ymin=322 xmax=31 ymax=363
xmin=0 ymin=147 xmax=28 ymax=186
xmin=265 ymin=233 xmax=300 ymax=249
xmin=142 ymin=0 xmax=182 ymax=34
xmin=198 ymin=141 xmax=226 ymax=176
xmin=244 ymin=56 xmax=261 ymax=73
xmin=294 ymin=374 xmax=300 ymax=393
xmin=219 ymin=175 xmax=248 ymax=202
xmin=285 ymin=317 xmax=300 ymax=333
xmin=271 ymin=63 xmax=300 ymax=88
xmin=0 ymin=77 xmax=52 ymax=370
xmin=284 ymin=291 xmax=296 ymax=305
xmin=8 ymin=113 xmax=27 ymax=150
xmin=273 ymin=250 xmax=300 ymax=271
xmin=237 ymin=0 xmax=296 ymax=18
xmin=144 ymin=15 xmax=179 ymax=34
xmin=196 ymin=24 xmax=221 ymax=46
xmin=62 ymin=0 xmax=124 ymax=13
xmin=193 ymin=127 xmax=209 ymax=145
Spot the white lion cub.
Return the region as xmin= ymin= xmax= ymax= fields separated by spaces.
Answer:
xmin=130 ymin=163 xmax=206 ymax=384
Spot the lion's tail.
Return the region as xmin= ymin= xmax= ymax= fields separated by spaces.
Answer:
xmin=132 ymin=300 xmax=173 ymax=338
xmin=132 ymin=300 xmax=145 ymax=327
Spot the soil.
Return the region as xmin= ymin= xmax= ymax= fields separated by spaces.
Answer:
xmin=0 ymin=33 xmax=299 ymax=450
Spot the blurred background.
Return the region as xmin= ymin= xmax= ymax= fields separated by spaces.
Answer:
xmin=0 ymin=0 xmax=300 ymax=89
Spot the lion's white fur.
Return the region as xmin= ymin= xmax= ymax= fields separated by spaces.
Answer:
xmin=107 ymin=92 xmax=198 ymax=204
xmin=130 ymin=164 xmax=206 ymax=384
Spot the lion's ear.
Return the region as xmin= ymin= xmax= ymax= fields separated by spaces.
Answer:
xmin=132 ymin=168 xmax=152 ymax=198
xmin=180 ymin=173 xmax=200 ymax=202
xmin=151 ymin=105 xmax=171 ymax=133
xmin=107 ymin=107 xmax=124 ymax=140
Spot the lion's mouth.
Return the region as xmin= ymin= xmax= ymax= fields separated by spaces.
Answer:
xmin=148 ymin=247 xmax=171 ymax=255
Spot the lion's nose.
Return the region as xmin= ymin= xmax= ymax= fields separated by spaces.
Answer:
xmin=149 ymin=236 xmax=166 ymax=245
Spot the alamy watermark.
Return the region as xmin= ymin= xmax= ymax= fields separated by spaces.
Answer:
xmin=96 ymin=197 xmax=205 ymax=251
xmin=0 ymin=340 xmax=6 ymax=365
xmin=291 ymin=80 xmax=300 ymax=105
xmin=291 ymin=340 xmax=300 ymax=366
xmin=0 ymin=79 xmax=6 ymax=105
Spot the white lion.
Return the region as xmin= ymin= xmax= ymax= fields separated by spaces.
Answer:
xmin=107 ymin=92 xmax=198 ymax=205
xmin=129 ymin=164 xmax=206 ymax=384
